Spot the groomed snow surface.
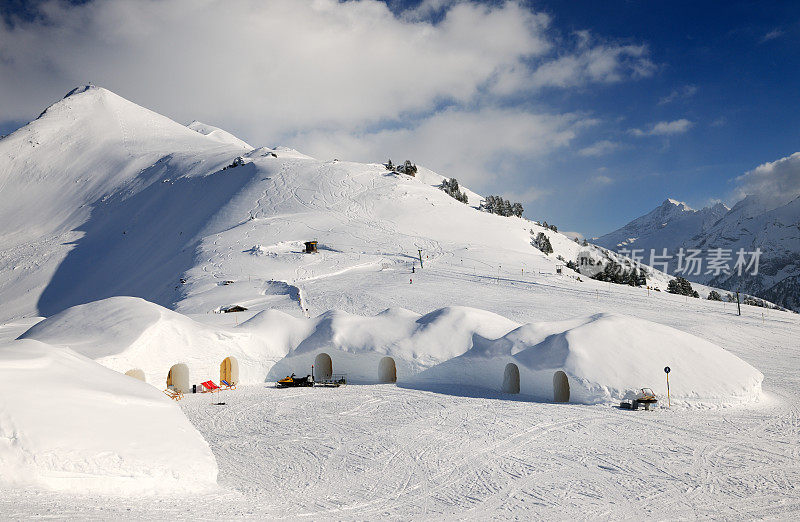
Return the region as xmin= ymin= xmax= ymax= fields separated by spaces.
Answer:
xmin=1 ymin=86 xmax=798 ymax=518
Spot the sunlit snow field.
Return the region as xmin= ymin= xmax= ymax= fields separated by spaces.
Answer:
xmin=2 ymin=269 xmax=798 ymax=520
xmin=1 ymin=86 xmax=798 ymax=519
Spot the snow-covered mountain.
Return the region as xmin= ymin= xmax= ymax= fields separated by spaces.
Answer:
xmin=2 ymin=86 xmax=799 ymax=516
xmin=0 ymin=85 xmax=696 ymax=324
xmin=597 ymin=194 xmax=800 ymax=310
xmin=698 ymin=195 xmax=800 ymax=310
xmin=595 ymin=198 xmax=729 ymax=253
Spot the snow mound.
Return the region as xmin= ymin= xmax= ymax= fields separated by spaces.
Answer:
xmin=19 ymin=297 xmax=521 ymax=386
xmin=266 ymin=306 xmax=520 ymax=383
xmin=19 ymin=297 xmax=289 ymax=386
xmin=187 ymin=121 xmax=253 ymax=150
xmin=408 ymin=313 xmax=763 ymax=406
xmin=0 ymin=338 xmax=217 ymax=494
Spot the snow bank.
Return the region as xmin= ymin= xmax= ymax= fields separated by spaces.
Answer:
xmin=0 ymin=339 xmax=217 ymax=494
xmin=19 ymin=297 xmax=289 ymax=386
xmin=408 ymin=313 xmax=763 ymax=406
xmin=266 ymin=306 xmax=520 ymax=383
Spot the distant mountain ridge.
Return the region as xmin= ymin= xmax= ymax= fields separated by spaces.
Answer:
xmin=595 ymin=198 xmax=729 ymax=253
xmin=596 ymin=194 xmax=800 ymax=311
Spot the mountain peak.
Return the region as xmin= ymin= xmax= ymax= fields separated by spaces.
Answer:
xmin=63 ymin=84 xmax=99 ymax=99
xmin=663 ymin=198 xmax=692 ymax=211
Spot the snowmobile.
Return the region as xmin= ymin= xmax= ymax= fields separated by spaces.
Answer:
xmin=276 ymin=373 xmax=314 ymax=388
xmin=619 ymin=388 xmax=658 ymax=410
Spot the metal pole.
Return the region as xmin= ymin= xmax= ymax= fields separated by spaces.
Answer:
xmin=736 ymin=291 xmax=741 ymax=316
xmin=664 ymin=366 xmax=671 ymax=408
xmin=667 ymin=373 xmax=670 ymax=407
xmin=418 ymin=249 xmax=423 ymax=269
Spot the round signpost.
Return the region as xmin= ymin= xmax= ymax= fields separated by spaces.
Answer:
xmin=664 ymin=366 xmax=671 ymax=407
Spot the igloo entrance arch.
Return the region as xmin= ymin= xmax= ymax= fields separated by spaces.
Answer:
xmin=502 ymin=363 xmax=520 ymax=394
xmin=314 ymin=352 xmax=333 ymax=381
xmin=125 ymin=368 xmax=145 ymax=381
xmin=220 ymin=356 xmax=239 ymax=385
xmin=166 ymin=363 xmax=190 ymax=394
xmin=378 ymin=356 xmax=397 ymax=383
xmin=553 ymin=370 xmax=570 ymax=402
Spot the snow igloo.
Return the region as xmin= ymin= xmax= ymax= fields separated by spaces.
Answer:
xmin=265 ymin=307 xmax=519 ymax=384
xmin=407 ymin=313 xmax=763 ymax=406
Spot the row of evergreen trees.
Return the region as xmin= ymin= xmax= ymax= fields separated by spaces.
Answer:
xmin=532 ymin=232 xmax=553 ymax=255
xmin=440 ymin=178 xmax=469 ymax=203
xmin=535 ymin=220 xmax=558 ymax=232
xmin=591 ymin=260 xmax=647 ymax=286
xmin=667 ymin=276 xmax=700 ymax=298
xmin=480 ymin=195 xmax=524 ymax=217
xmin=385 ymin=159 xmax=418 ymax=175
xmin=708 ymin=289 xmax=780 ymax=309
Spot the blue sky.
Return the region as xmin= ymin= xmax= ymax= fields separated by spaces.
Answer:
xmin=1 ymin=0 xmax=798 ymax=236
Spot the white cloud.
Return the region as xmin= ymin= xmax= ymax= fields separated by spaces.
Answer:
xmin=0 ymin=0 xmax=552 ymax=141
xmin=631 ymin=119 xmax=693 ymax=137
xmin=515 ymin=186 xmax=552 ymax=203
xmin=658 ymin=84 xmax=697 ymax=105
xmin=578 ymin=140 xmax=619 ymax=157
xmin=292 ymin=107 xmax=586 ymax=187
xmin=491 ymin=36 xmax=655 ymax=95
xmin=732 ymin=151 xmax=800 ymax=208
xmin=761 ymin=28 xmax=784 ymax=42
xmin=591 ymin=174 xmax=613 ymax=185
xmin=710 ymin=116 xmax=727 ymax=128
xmin=0 ymin=0 xmax=655 ymax=200
xmin=401 ymin=0 xmax=458 ymax=21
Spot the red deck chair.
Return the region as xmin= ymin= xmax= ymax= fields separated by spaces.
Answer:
xmin=201 ymin=380 xmax=221 ymax=393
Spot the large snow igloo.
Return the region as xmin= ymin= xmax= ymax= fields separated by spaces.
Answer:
xmin=407 ymin=313 xmax=763 ymax=406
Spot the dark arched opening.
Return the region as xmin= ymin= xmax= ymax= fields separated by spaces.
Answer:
xmin=553 ymin=370 xmax=570 ymax=402
xmin=502 ymin=363 xmax=520 ymax=394
xmin=314 ymin=352 xmax=333 ymax=381
xmin=378 ymin=356 xmax=397 ymax=383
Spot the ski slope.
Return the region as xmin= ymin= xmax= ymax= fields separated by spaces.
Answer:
xmin=1 ymin=376 xmax=798 ymax=519
xmin=1 ymin=86 xmax=798 ymax=518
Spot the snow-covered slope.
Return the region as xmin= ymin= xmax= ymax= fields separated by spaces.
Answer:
xmin=0 ymin=338 xmax=217 ymax=494
xmin=187 ymin=120 xmax=253 ymax=149
xmin=0 ymin=85 xmax=250 ymax=319
xmin=0 ymin=85 xmax=690 ymax=325
xmin=1 ymin=86 xmax=798 ymax=514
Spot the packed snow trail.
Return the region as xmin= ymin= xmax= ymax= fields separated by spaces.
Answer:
xmin=2 ymin=384 xmax=798 ymax=519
